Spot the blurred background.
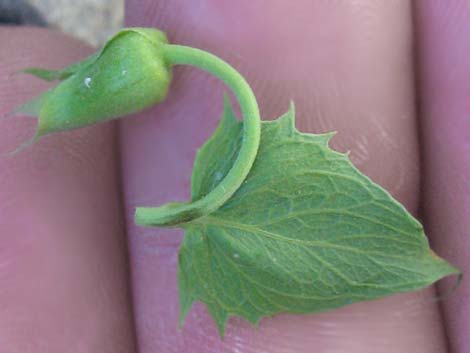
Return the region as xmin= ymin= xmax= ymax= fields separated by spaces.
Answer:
xmin=0 ymin=0 xmax=123 ymax=46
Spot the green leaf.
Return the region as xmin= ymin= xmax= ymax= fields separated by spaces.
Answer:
xmin=178 ymin=99 xmax=459 ymax=336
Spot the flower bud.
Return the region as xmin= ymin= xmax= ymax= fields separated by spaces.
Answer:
xmin=18 ymin=28 xmax=172 ymax=138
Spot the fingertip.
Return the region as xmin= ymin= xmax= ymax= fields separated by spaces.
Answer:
xmin=414 ymin=2 xmax=470 ymax=352
xmin=0 ymin=27 xmax=137 ymax=352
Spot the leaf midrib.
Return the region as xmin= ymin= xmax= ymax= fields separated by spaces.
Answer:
xmin=196 ymin=212 xmax=419 ymax=255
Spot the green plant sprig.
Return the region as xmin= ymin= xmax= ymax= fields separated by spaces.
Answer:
xmin=11 ymin=27 xmax=460 ymax=338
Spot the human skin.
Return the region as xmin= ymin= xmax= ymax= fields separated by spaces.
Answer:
xmin=415 ymin=2 xmax=470 ymax=352
xmin=0 ymin=0 xmax=467 ymax=352
xmin=0 ymin=30 xmax=137 ymax=352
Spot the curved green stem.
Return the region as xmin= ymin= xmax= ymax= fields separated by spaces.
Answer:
xmin=135 ymin=44 xmax=261 ymax=227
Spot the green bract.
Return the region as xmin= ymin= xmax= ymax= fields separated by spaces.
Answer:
xmin=18 ymin=28 xmax=172 ymax=138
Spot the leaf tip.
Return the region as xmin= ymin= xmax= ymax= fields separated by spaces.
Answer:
xmin=429 ymin=263 xmax=462 ymax=304
xmin=322 ymin=130 xmax=337 ymax=146
xmin=0 ymin=110 xmax=15 ymax=121
xmin=178 ymin=290 xmax=195 ymax=330
xmin=248 ymin=315 xmax=262 ymax=328
xmin=206 ymin=304 xmax=229 ymax=338
xmin=272 ymin=101 xmax=296 ymax=135
xmin=7 ymin=135 xmax=39 ymax=156
xmin=288 ymin=100 xmax=296 ymax=117
xmin=214 ymin=315 xmax=229 ymax=339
